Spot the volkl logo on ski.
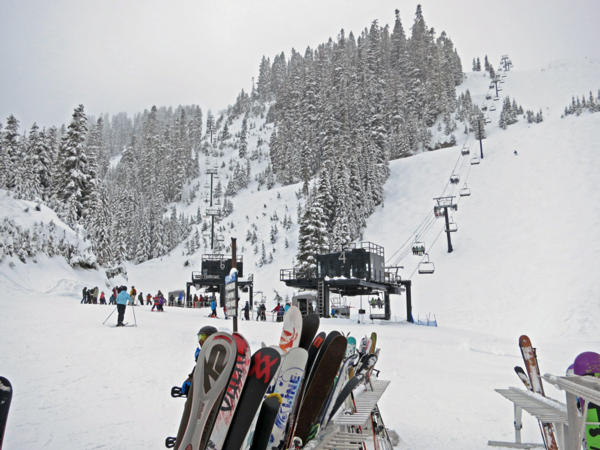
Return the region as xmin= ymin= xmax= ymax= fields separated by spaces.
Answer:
xmin=204 ymin=344 xmax=228 ymax=393
xmin=249 ymin=353 xmax=279 ymax=383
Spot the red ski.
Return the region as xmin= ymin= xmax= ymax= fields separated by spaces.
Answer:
xmin=519 ymin=335 xmax=558 ymax=450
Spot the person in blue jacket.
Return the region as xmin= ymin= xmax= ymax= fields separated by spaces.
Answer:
xmin=116 ymin=286 xmax=131 ymax=327
xmin=210 ymin=298 xmax=217 ymax=318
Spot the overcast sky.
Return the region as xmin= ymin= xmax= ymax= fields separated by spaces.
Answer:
xmin=1 ymin=0 xmax=598 ymax=128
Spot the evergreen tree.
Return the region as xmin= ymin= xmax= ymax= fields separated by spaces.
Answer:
xmin=54 ymin=105 xmax=94 ymax=224
xmin=239 ymin=116 xmax=248 ymax=158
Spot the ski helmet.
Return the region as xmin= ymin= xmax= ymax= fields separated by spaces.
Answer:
xmin=197 ymin=325 xmax=217 ymax=346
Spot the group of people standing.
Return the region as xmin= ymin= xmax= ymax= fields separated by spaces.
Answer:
xmin=81 ymin=285 xmax=167 ymax=312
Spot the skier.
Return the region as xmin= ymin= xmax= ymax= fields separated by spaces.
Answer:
xmin=129 ymin=286 xmax=137 ymax=302
xmin=210 ymin=298 xmax=217 ymax=318
xmin=81 ymin=287 xmax=87 ymax=304
xmin=146 ymin=293 xmax=152 ymax=305
xmin=99 ymin=291 xmax=106 ymax=304
xmin=514 ymin=149 xmax=518 ymax=156
xmin=243 ymin=301 xmax=250 ymax=320
xmin=178 ymin=325 xmax=218 ymax=396
xmin=137 ymin=292 xmax=143 ymax=305
xmin=259 ymin=303 xmax=267 ymax=321
xmin=116 ymin=286 xmax=132 ymax=327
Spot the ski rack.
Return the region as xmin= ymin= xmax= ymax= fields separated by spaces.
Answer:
xmin=490 ymin=374 xmax=600 ymax=450
xmin=543 ymin=374 xmax=600 ymax=450
xmin=307 ymin=379 xmax=391 ymax=449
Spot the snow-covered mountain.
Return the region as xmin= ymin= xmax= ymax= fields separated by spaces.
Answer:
xmin=0 ymin=57 xmax=599 ymax=449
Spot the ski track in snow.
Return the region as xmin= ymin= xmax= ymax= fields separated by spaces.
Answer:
xmin=1 ymin=58 xmax=600 ymax=449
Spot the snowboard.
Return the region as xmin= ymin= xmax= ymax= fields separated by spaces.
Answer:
xmin=206 ymin=333 xmax=251 ymax=450
xmin=298 ymin=313 xmax=320 ymax=351
xmin=0 ymin=377 xmax=12 ymax=450
xmin=573 ymin=352 xmax=600 ymax=450
xmin=176 ymin=332 xmax=237 ymax=450
xmin=519 ymin=335 xmax=558 ymax=450
xmin=250 ymin=393 xmax=282 ymax=450
xmin=221 ymin=347 xmax=282 ymax=450
xmin=279 ymin=306 xmax=303 ymax=353
xmin=292 ymin=333 xmax=347 ymax=444
xmin=268 ymin=347 xmax=308 ymax=449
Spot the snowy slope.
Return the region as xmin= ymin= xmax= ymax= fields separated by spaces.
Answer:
xmin=1 ymin=57 xmax=600 ymax=449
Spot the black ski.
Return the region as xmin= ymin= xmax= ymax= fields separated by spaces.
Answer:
xmin=298 ymin=313 xmax=320 ymax=351
xmin=249 ymin=394 xmax=282 ymax=450
xmin=221 ymin=347 xmax=281 ymax=450
xmin=0 ymin=377 xmax=12 ymax=450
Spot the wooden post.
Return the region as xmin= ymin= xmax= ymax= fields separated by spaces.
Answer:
xmin=231 ymin=238 xmax=238 ymax=333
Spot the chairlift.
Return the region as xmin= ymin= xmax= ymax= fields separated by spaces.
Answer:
xmin=434 ymin=205 xmax=445 ymax=217
xmin=494 ymin=96 xmax=500 ymax=101
xmin=489 ymin=83 xmax=495 ymax=89
xmin=485 ymin=94 xmax=492 ymax=100
xmin=418 ymin=254 xmax=435 ymax=274
xmin=471 ymin=156 xmax=480 ymax=165
xmin=459 ymin=184 xmax=471 ymax=197
xmin=485 ymin=118 xmax=492 ymax=124
xmin=450 ymin=174 xmax=460 ymax=184
xmin=461 ymin=146 xmax=470 ymax=156
xmin=489 ymin=105 xmax=496 ymax=112
xmin=481 ymin=105 xmax=488 ymax=112
xmin=447 ymin=219 xmax=458 ymax=233
xmin=412 ymin=241 xmax=426 ymax=256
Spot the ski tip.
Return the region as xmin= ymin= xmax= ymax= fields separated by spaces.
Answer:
xmin=518 ymin=335 xmax=531 ymax=346
xmin=514 ymin=366 xmax=525 ymax=373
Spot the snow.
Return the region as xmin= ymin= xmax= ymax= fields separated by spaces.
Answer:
xmin=1 ymin=57 xmax=600 ymax=449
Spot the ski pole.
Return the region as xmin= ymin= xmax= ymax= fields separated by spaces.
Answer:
xmin=131 ymin=302 xmax=137 ymax=327
xmin=102 ymin=307 xmax=117 ymax=325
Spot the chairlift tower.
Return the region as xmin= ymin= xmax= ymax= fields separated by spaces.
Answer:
xmin=433 ymin=196 xmax=458 ymax=253
xmin=471 ymin=115 xmax=485 ymax=159
xmin=204 ymin=168 xmax=220 ymax=250
xmin=205 ymin=207 xmax=221 ymax=250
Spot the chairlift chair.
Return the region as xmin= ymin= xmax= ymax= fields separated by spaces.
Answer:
xmin=461 ymin=146 xmax=470 ymax=156
xmin=494 ymin=96 xmax=500 ymax=101
xmin=481 ymin=105 xmax=488 ymax=111
xmin=450 ymin=174 xmax=460 ymax=184
xmin=447 ymin=220 xmax=458 ymax=233
xmin=459 ymin=184 xmax=471 ymax=197
xmin=418 ymin=254 xmax=435 ymax=274
xmin=412 ymin=241 xmax=426 ymax=256
xmin=490 ymin=105 xmax=496 ymax=111
xmin=485 ymin=94 xmax=492 ymax=100
xmin=485 ymin=118 xmax=492 ymax=124
xmin=434 ymin=205 xmax=444 ymax=217
xmin=471 ymin=156 xmax=480 ymax=165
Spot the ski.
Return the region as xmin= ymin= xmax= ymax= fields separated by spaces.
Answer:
xmin=279 ymin=306 xmax=302 ymax=353
xmin=176 ymin=332 xmax=237 ymax=450
xmin=514 ymin=366 xmax=532 ymax=390
xmin=283 ymin=331 xmax=326 ymax=449
xmin=268 ymin=347 xmax=308 ymax=449
xmin=345 ymin=336 xmax=357 ymax=357
xmin=519 ymin=334 xmax=558 ymax=450
xmin=221 ymin=347 xmax=281 ymax=450
xmin=298 ymin=313 xmax=320 ymax=351
xmin=249 ymin=393 xmax=282 ymax=450
xmin=327 ymin=352 xmax=378 ymax=424
xmin=0 ymin=377 xmax=13 ymax=450
xmin=292 ymin=333 xmax=347 ymax=444
xmin=206 ymin=333 xmax=251 ymax=450
xmin=319 ymin=352 xmax=360 ymax=428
